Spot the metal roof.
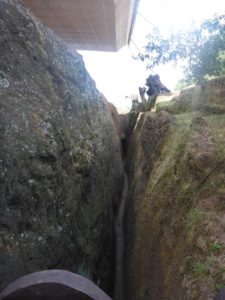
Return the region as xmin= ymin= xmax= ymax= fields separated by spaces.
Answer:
xmin=23 ymin=0 xmax=139 ymax=52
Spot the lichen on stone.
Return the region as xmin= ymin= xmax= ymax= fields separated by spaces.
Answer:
xmin=0 ymin=0 xmax=123 ymax=293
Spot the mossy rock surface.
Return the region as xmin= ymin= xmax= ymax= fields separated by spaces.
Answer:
xmin=0 ymin=0 xmax=123 ymax=292
xmin=125 ymin=103 xmax=225 ymax=299
xmin=157 ymin=76 xmax=225 ymax=114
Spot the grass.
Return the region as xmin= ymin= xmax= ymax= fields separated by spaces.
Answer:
xmin=186 ymin=209 xmax=203 ymax=229
xmin=207 ymin=114 xmax=225 ymax=161
xmin=130 ymin=107 xmax=225 ymax=299
xmin=209 ymin=242 xmax=223 ymax=253
xmin=192 ymin=261 xmax=208 ymax=278
xmin=215 ymin=283 xmax=225 ymax=292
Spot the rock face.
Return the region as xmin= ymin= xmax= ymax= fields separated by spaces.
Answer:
xmin=125 ymin=81 xmax=225 ymax=299
xmin=124 ymin=111 xmax=174 ymax=299
xmin=157 ymin=76 xmax=225 ymax=114
xmin=0 ymin=0 xmax=123 ymax=292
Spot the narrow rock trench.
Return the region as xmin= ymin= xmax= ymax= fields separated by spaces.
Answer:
xmin=113 ymin=158 xmax=129 ymax=300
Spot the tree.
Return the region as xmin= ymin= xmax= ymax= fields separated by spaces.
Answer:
xmin=136 ymin=14 xmax=225 ymax=84
xmin=174 ymin=79 xmax=191 ymax=91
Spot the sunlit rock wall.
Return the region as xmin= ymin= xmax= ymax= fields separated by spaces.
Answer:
xmin=125 ymin=82 xmax=225 ymax=299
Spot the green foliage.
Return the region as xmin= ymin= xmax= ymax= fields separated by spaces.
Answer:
xmin=174 ymin=79 xmax=192 ymax=91
xmin=186 ymin=210 xmax=202 ymax=228
xmin=192 ymin=261 xmax=208 ymax=278
xmin=209 ymin=242 xmax=223 ymax=253
xmin=136 ymin=14 xmax=225 ymax=83
xmin=215 ymin=282 xmax=225 ymax=292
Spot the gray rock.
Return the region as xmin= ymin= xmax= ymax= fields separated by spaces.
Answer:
xmin=0 ymin=0 xmax=123 ymax=292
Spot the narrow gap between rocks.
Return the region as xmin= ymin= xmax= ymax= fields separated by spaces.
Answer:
xmin=113 ymin=137 xmax=129 ymax=300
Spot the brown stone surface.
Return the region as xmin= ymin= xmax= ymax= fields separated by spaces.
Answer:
xmin=124 ymin=92 xmax=225 ymax=300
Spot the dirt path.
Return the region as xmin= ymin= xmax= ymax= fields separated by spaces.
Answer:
xmin=113 ymin=170 xmax=128 ymax=300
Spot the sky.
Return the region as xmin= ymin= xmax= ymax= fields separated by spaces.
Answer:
xmin=79 ymin=0 xmax=225 ymax=111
